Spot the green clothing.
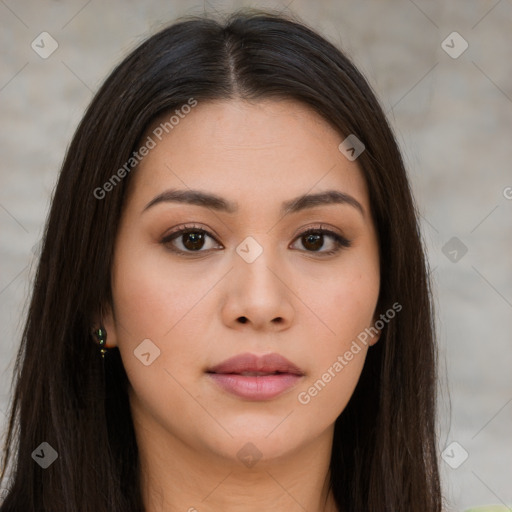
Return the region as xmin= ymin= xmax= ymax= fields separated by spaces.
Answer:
xmin=464 ymin=506 xmax=512 ymax=511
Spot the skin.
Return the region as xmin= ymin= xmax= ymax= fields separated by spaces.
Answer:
xmin=98 ymin=98 xmax=381 ymax=512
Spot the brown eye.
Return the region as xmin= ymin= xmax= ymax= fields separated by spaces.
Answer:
xmin=160 ymin=224 xmax=351 ymax=257
xmin=161 ymin=225 xmax=221 ymax=254
xmin=302 ymin=232 xmax=324 ymax=251
xmin=180 ymin=231 xmax=207 ymax=251
xmin=292 ymin=227 xmax=351 ymax=256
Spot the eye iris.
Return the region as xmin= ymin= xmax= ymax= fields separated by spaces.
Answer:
xmin=183 ymin=232 xmax=205 ymax=250
xmin=303 ymin=232 xmax=323 ymax=251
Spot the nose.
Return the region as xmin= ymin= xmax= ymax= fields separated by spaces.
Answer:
xmin=220 ymin=243 xmax=295 ymax=332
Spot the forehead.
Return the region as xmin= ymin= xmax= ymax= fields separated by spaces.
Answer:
xmin=126 ymin=99 xmax=370 ymax=215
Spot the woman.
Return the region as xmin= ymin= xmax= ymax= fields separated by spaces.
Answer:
xmin=0 ymin=8 xmax=442 ymax=511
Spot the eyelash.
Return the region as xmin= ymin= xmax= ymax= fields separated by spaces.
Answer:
xmin=160 ymin=223 xmax=352 ymax=257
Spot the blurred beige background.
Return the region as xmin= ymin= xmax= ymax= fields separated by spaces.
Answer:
xmin=1 ymin=1 xmax=511 ymax=510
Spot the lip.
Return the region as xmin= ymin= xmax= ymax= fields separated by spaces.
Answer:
xmin=206 ymin=352 xmax=305 ymax=401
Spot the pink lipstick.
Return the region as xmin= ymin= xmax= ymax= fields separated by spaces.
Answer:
xmin=206 ymin=352 xmax=304 ymax=400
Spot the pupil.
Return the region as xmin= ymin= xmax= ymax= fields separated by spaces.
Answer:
xmin=184 ymin=232 xmax=204 ymax=250
xmin=305 ymin=233 xmax=322 ymax=251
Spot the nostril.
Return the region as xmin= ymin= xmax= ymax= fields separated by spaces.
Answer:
xmin=238 ymin=316 xmax=248 ymax=323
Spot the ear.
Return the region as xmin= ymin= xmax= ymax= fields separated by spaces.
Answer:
xmin=92 ymin=302 xmax=118 ymax=349
xmin=368 ymin=312 xmax=383 ymax=346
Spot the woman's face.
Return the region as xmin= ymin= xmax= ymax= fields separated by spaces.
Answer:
xmin=104 ymin=98 xmax=381 ymax=466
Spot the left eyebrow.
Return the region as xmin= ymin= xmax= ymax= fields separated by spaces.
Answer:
xmin=142 ymin=188 xmax=365 ymax=217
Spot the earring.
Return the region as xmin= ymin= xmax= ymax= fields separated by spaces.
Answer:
xmin=94 ymin=326 xmax=108 ymax=358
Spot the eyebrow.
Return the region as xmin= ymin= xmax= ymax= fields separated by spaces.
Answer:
xmin=142 ymin=188 xmax=365 ymax=217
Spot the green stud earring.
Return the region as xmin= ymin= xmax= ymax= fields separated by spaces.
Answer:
xmin=94 ymin=326 xmax=108 ymax=358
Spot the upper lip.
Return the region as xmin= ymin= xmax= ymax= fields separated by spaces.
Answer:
xmin=207 ymin=352 xmax=305 ymax=376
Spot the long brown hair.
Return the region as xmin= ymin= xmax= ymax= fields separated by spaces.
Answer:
xmin=0 ymin=8 xmax=441 ymax=511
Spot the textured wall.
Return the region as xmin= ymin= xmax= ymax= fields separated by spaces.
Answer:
xmin=1 ymin=1 xmax=511 ymax=510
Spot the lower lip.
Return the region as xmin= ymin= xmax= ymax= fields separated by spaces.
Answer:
xmin=207 ymin=373 xmax=303 ymax=400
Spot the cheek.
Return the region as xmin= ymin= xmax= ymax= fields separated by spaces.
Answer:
xmin=109 ymin=242 xmax=229 ymax=399
xmin=294 ymin=254 xmax=379 ymax=413
xmin=109 ymin=250 xmax=210 ymax=418
xmin=111 ymin=244 xmax=213 ymax=341
xmin=315 ymin=262 xmax=379 ymax=344
xmin=294 ymin=277 xmax=375 ymax=422
xmin=296 ymin=347 xmax=367 ymax=420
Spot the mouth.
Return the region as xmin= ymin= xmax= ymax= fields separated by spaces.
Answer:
xmin=206 ymin=352 xmax=305 ymax=400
